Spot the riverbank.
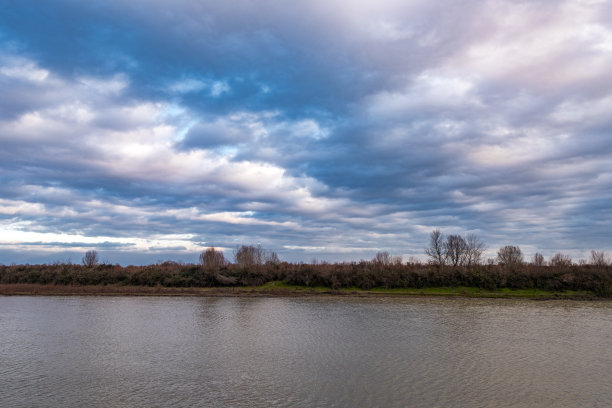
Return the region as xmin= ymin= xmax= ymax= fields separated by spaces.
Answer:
xmin=0 ymin=282 xmax=602 ymax=299
xmin=2 ymin=262 xmax=610 ymax=298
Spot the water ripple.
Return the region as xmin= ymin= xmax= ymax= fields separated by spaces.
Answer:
xmin=0 ymin=296 xmax=610 ymax=407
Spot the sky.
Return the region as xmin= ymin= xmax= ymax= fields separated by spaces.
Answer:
xmin=1 ymin=0 xmax=611 ymax=265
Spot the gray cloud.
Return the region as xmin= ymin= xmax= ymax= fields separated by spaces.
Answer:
xmin=0 ymin=0 xmax=611 ymax=264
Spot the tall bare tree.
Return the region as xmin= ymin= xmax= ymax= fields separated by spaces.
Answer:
xmin=531 ymin=253 xmax=545 ymax=267
xmin=425 ymin=229 xmax=446 ymax=266
xmin=550 ymin=253 xmax=572 ymax=267
xmin=497 ymin=246 xmax=523 ymax=266
xmin=199 ymin=247 xmax=226 ymax=267
xmin=465 ymin=234 xmax=486 ymax=266
xmin=235 ymin=245 xmax=260 ymax=267
xmin=82 ymin=250 xmax=99 ymax=267
xmin=265 ymin=250 xmax=281 ymax=265
xmin=373 ymin=251 xmax=392 ymax=265
xmin=445 ymin=234 xmax=467 ymax=267
xmin=590 ymin=250 xmax=608 ymax=267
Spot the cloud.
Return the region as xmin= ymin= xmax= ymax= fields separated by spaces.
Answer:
xmin=0 ymin=0 xmax=611 ymax=264
xmin=166 ymin=77 xmax=230 ymax=96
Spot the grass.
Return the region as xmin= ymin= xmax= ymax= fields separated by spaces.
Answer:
xmin=236 ymin=281 xmax=597 ymax=299
xmin=0 ymin=281 xmax=600 ymax=299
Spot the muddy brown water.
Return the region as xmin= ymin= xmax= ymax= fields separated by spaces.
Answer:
xmin=1 ymin=296 xmax=610 ymax=407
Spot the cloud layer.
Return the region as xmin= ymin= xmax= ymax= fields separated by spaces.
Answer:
xmin=1 ymin=0 xmax=611 ymax=264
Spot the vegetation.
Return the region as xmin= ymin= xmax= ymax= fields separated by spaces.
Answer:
xmin=497 ymin=245 xmax=524 ymax=267
xmin=424 ymin=230 xmax=486 ymax=267
xmin=0 ymin=257 xmax=609 ymax=298
xmin=82 ymin=250 xmax=99 ymax=267
xmin=199 ymin=247 xmax=226 ymax=267
xmin=1 ymin=234 xmax=610 ymax=298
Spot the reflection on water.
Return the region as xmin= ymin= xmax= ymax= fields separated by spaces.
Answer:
xmin=1 ymin=296 xmax=610 ymax=407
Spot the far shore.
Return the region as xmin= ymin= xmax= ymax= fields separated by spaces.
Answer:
xmin=0 ymin=282 xmax=605 ymax=300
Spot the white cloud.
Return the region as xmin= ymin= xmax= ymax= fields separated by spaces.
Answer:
xmin=0 ymin=223 xmax=200 ymax=254
xmin=0 ymin=55 xmax=372 ymax=251
xmin=210 ymin=80 xmax=230 ymax=96
xmin=2 ymin=0 xmax=612 ymax=263
xmin=0 ymin=56 xmax=50 ymax=82
xmin=366 ymin=73 xmax=479 ymax=118
xmin=550 ymin=95 xmax=612 ymax=124
xmin=368 ymin=20 xmax=413 ymax=41
xmin=288 ymin=119 xmax=330 ymax=140
xmin=167 ymin=78 xmax=230 ymax=96
xmin=78 ymin=74 xmax=129 ymax=95
xmin=168 ymin=78 xmax=207 ymax=93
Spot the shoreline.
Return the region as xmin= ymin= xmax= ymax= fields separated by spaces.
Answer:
xmin=0 ymin=283 xmax=605 ymax=300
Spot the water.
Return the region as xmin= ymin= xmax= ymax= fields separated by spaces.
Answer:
xmin=0 ymin=296 xmax=610 ymax=408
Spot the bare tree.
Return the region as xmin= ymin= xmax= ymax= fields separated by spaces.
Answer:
xmin=371 ymin=251 xmax=403 ymax=265
xmin=234 ymin=244 xmax=264 ymax=267
xmin=372 ymin=251 xmax=392 ymax=265
xmin=531 ymin=253 xmax=545 ymax=267
xmin=265 ymin=251 xmax=281 ymax=265
xmin=497 ymin=246 xmax=523 ymax=266
xmin=445 ymin=234 xmax=467 ymax=267
xmin=199 ymin=247 xmax=226 ymax=267
xmin=550 ymin=253 xmax=572 ymax=267
xmin=590 ymin=250 xmax=608 ymax=267
xmin=407 ymin=256 xmax=421 ymax=265
xmin=465 ymin=234 xmax=486 ymax=266
xmin=82 ymin=250 xmax=99 ymax=267
xmin=425 ymin=229 xmax=446 ymax=266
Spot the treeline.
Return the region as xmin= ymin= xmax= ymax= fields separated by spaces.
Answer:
xmin=1 ymin=240 xmax=610 ymax=297
xmin=423 ymin=229 xmax=610 ymax=268
xmin=1 ymin=257 xmax=610 ymax=297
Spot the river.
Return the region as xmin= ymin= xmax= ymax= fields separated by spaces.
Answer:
xmin=1 ymin=296 xmax=610 ymax=407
